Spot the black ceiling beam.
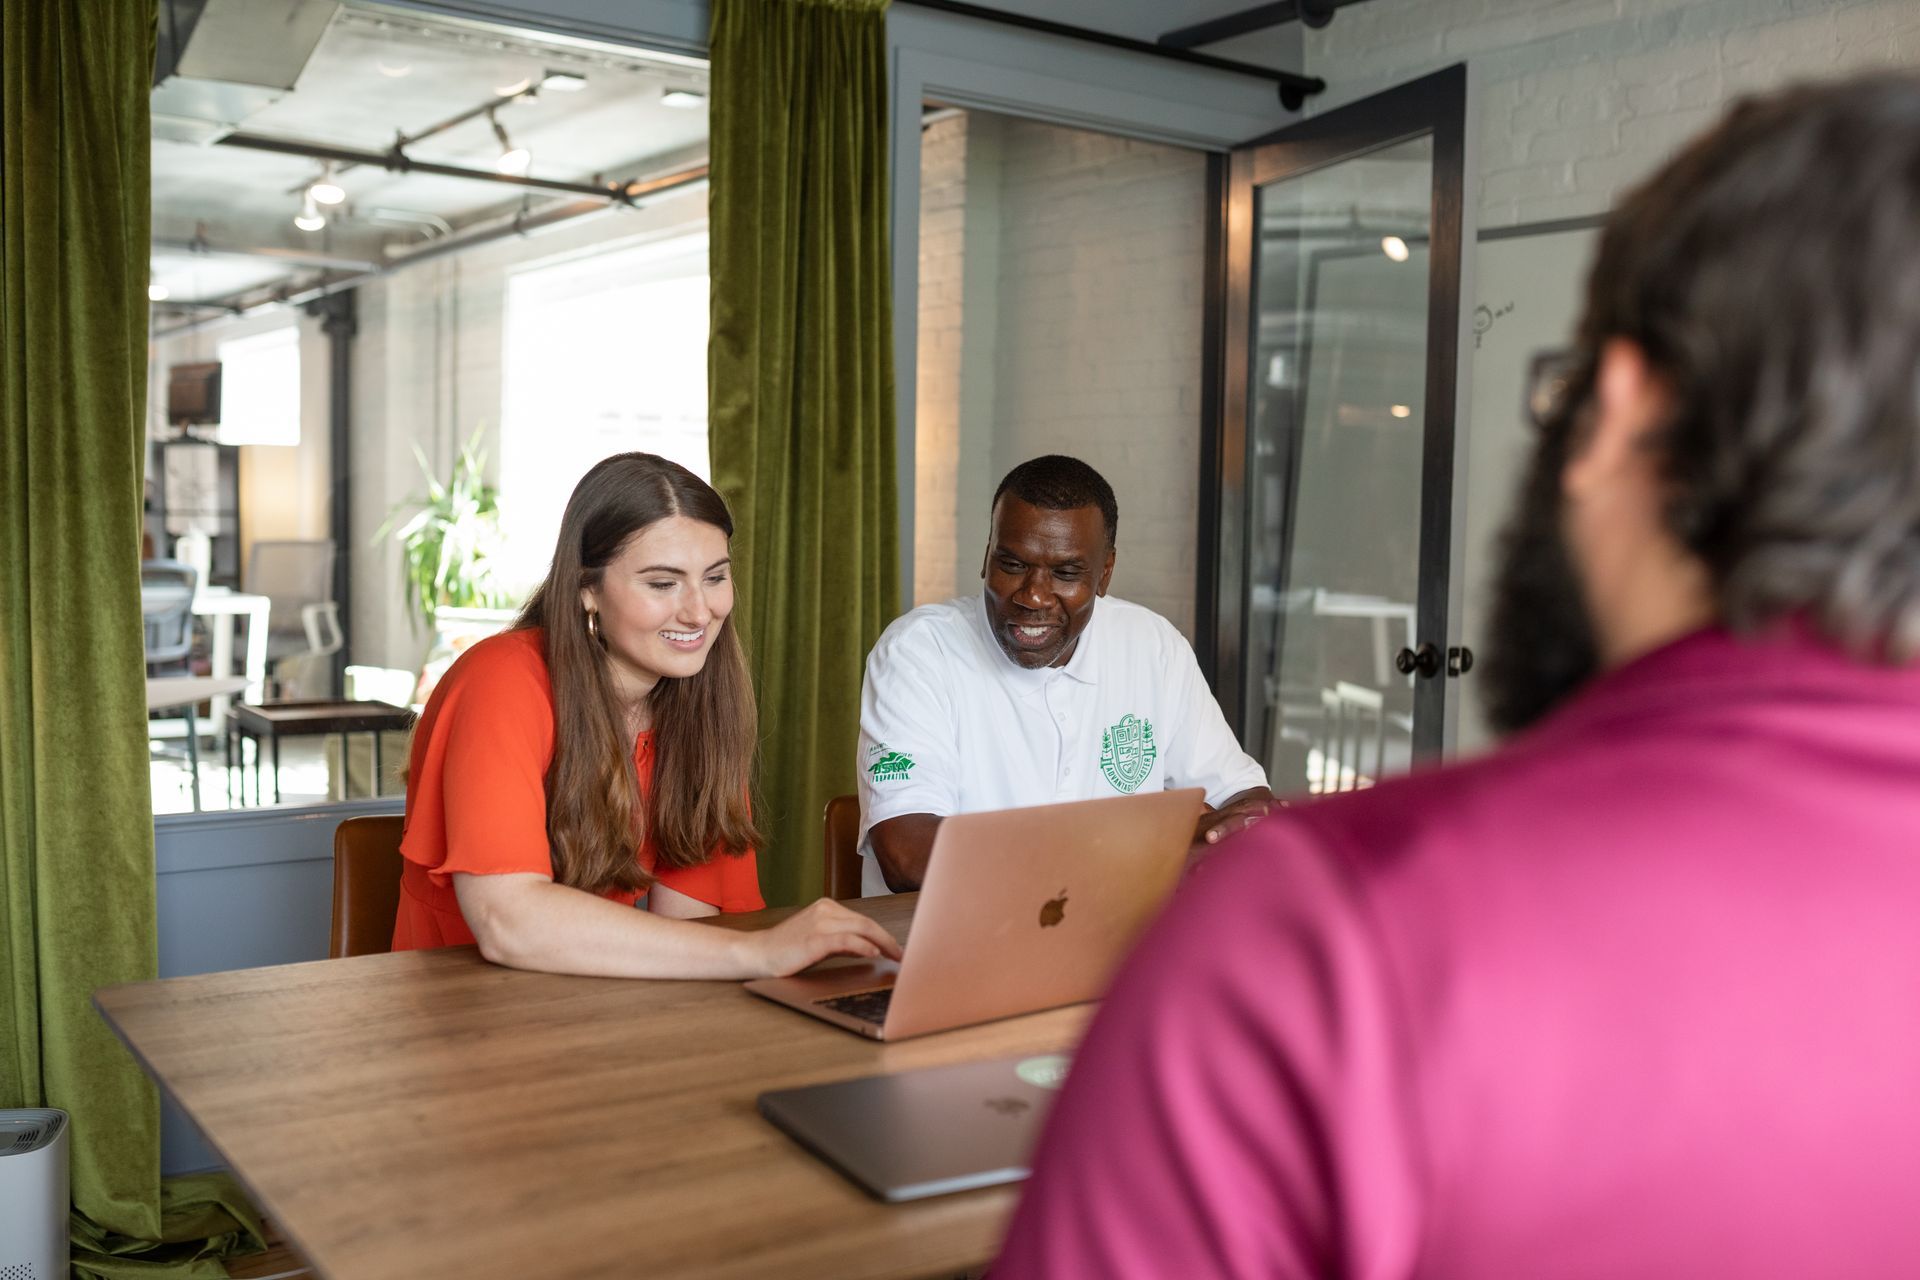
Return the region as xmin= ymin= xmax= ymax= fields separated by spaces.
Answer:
xmin=1159 ymin=0 xmax=1373 ymax=51
xmin=216 ymin=132 xmax=638 ymax=204
xmin=894 ymin=0 xmax=1324 ymax=110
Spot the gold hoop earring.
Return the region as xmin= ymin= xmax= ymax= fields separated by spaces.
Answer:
xmin=586 ymin=611 xmax=602 ymax=645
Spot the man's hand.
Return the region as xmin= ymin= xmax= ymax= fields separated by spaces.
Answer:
xmin=1192 ymin=787 xmax=1278 ymax=850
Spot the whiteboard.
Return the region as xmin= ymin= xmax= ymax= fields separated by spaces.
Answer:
xmin=1455 ymin=226 xmax=1598 ymax=756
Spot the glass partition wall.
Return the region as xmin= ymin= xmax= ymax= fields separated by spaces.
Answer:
xmin=1209 ymin=67 xmax=1469 ymax=799
xmin=1245 ymin=135 xmax=1433 ymax=792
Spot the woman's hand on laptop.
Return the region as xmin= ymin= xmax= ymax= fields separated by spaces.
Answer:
xmin=746 ymin=899 xmax=905 ymax=978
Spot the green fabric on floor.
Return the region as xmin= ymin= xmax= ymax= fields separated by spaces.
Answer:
xmin=708 ymin=0 xmax=899 ymax=906
xmin=1 ymin=1 xmax=264 ymax=1274
xmin=72 ymin=1173 xmax=266 ymax=1280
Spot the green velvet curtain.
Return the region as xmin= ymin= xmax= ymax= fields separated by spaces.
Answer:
xmin=709 ymin=0 xmax=898 ymax=907
xmin=0 ymin=2 xmax=263 ymax=1275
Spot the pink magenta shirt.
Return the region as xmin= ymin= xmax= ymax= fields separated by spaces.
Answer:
xmin=997 ymin=626 xmax=1920 ymax=1278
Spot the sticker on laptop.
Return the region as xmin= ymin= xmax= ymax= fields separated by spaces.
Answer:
xmin=1015 ymin=1054 xmax=1071 ymax=1090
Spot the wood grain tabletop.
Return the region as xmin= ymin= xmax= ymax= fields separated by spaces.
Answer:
xmin=96 ymin=893 xmax=1090 ymax=1280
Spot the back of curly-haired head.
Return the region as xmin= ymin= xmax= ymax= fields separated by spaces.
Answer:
xmin=1580 ymin=74 xmax=1920 ymax=659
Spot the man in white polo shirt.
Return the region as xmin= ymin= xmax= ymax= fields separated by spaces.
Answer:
xmin=857 ymin=455 xmax=1273 ymax=894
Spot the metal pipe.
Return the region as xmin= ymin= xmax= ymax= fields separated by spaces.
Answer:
xmin=310 ymin=290 xmax=356 ymax=694
xmin=149 ymin=162 xmax=709 ymax=340
xmin=217 ymin=131 xmax=635 ymax=203
xmin=392 ymin=86 xmax=536 ymax=156
xmin=152 ymin=237 xmax=383 ymax=274
xmin=892 ymin=0 xmax=1325 ymax=108
xmin=1158 ymin=1 xmax=1374 ymax=50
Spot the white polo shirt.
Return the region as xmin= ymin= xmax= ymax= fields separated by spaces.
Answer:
xmin=856 ymin=593 xmax=1269 ymax=895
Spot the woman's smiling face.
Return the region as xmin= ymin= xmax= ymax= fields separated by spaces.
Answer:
xmin=580 ymin=515 xmax=734 ymax=701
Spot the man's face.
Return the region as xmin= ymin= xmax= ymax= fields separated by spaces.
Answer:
xmin=981 ymin=497 xmax=1115 ymax=669
xmin=1479 ymin=426 xmax=1601 ymax=735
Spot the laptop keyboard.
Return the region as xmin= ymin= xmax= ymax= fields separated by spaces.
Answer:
xmin=816 ymin=988 xmax=894 ymax=1026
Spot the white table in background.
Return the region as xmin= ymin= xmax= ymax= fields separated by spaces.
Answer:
xmin=191 ymin=589 xmax=270 ymax=724
xmin=1311 ymin=589 xmax=1418 ymax=686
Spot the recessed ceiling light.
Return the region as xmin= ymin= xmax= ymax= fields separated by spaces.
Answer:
xmin=148 ymin=282 xmax=170 ymax=302
xmin=1381 ymin=234 xmax=1410 ymax=263
xmin=660 ymin=87 xmax=707 ymax=110
xmin=1390 ymin=404 xmax=1411 ymax=419
xmin=540 ymin=69 xmax=588 ymax=92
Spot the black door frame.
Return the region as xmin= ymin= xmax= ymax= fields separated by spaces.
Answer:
xmin=1198 ymin=63 xmax=1468 ymax=756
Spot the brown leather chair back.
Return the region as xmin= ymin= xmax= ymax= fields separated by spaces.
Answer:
xmin=823 ymin=794 xmax=863 ymax=899
xmin=331 ymin=815 xmax=406 ymax=958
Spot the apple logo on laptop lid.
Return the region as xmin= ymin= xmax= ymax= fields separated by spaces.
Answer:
xmin=1039 ymin=889 xmax=1068 ymax=928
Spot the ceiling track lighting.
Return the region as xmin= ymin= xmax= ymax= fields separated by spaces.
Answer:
xmin=308 ymin=161 xmax=345 ymax=206
xmin=489 ymin=109 xmax=531 ymax=175
xmin=294 ymin=190 xmax=326 ymax=232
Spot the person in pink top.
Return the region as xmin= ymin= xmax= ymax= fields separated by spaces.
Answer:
xmin=997 ymin=75 xmax=1920 ymax=1279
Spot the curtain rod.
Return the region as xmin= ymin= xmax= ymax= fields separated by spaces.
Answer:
xmin=891 ymin=0 xmax=1325 ymax=110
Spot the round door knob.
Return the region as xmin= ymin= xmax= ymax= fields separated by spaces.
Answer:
xmin=1394 ymin=643 xmax=1442 ymax=679
xmin=1448 ymin=645 xmax=1475 ymax=677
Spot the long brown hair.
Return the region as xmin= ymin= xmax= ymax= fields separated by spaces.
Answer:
xmin=515 ymin=453 xmax=761 ymax=894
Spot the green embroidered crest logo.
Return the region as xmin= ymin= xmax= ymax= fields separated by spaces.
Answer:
xmin=868 ymin=749 xmax=916 ymax=783
xmin=1098 ymin=714 xmax=1157 ymax=794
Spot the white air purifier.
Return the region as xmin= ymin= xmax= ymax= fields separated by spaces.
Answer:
xmin=0 ymin=1109 xmax=69 ymax=1280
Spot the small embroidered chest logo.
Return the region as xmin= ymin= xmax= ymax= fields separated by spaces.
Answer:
xmin=1098 ymin=713 xmax=1157 ymax=794
xmin=868 ymin=749 xmax=916 ymax=783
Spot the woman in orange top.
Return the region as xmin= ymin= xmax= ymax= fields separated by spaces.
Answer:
xmin=393 ymin=452 xmax=901 ymax=978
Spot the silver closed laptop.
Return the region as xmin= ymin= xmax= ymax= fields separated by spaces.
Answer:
xmin=758 ymin=1052 xmax=1073 ymax=1202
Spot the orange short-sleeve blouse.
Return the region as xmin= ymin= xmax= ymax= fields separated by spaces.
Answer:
xmin=392 ymin=627 xmax=764 ymax=950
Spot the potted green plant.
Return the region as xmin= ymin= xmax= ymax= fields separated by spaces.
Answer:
xmin=378 ymin=430 xmax=514 ymax=632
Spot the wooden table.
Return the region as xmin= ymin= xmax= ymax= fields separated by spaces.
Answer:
xmin=95 ymin=894 xmax=1087 ymax=1280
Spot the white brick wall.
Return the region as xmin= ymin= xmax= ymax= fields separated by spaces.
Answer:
xmin=914 ymin=114 xmax=971 ymax=606
xmin=1306 ymin=0 xmax=1920 ymax=227
xmin=914 ymin=111 xmax=1208 ymax=637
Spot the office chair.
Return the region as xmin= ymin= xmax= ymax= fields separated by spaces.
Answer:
xmin=1314 ymin=681 xmax=1388 ymax=794
xmin=247 ymin=539 xmax=343 ymax=698
xmin=823 ymin=794 xmax=863 ymax=899
xmin=141 ymin=559 xmax=199 ymax=675
xmin=330 ymin=815 xmax=406 ymax=958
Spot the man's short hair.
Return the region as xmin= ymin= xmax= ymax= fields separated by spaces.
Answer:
xmin=991 ymin=455 xmax=1119 ymax=548
xmin=1577 ymin=74 xmax=1920 ymax=658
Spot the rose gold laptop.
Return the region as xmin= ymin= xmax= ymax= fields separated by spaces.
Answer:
xmin=744 ymin=789 xmax=1203 ymax=1040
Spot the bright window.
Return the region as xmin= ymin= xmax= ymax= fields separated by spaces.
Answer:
xmin=498 ymin=233 xmax=710 ymax=591
xmin=214 ymin=325 xmax=301 ymax=446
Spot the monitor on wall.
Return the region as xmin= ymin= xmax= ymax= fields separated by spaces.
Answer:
xmin=167 ymin=361 xmax=222 ymax=426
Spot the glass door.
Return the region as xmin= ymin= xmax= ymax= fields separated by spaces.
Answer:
xmin=1204 ymin=66 xmax=1469 ymax=796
